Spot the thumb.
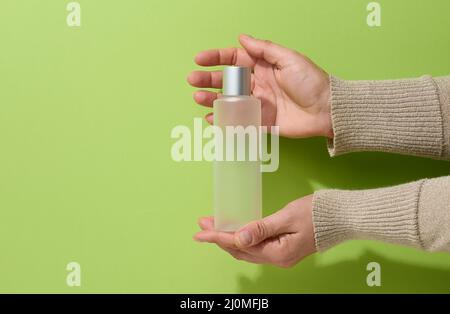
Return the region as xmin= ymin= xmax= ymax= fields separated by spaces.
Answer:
xmin=234 ymin=209 xmax=292 ymax=248
xmin=239 ymin=34 xmax=294 ymax=67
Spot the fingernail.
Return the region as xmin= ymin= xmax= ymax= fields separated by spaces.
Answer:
xmin=238 ymin=230 xmax=252 ymax=247
xmin=195 ymin=92 xmax=205 ymax=102
xmin=193 ymin=233 xmax=204 ymax=242
xmin=205 ymin=113 xmax=213 ymax=123
xmin=241 ymin=34 xmax=253 ymax=39
xmin=194 ymin=237 xmax=204 ymax=243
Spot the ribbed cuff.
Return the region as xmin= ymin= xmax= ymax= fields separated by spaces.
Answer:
xmin=312 ymin=180 xmax=426 ymax=252
xmin=328 ymin=76 xmax=444 ymax=158
xmin=418 ymin=176 xmax=450 ymax=252
xmin=435 ymin=76 xmax=450 ymax=159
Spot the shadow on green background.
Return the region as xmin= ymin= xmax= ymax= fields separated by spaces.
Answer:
xmin=0 ymin=0 xmax=449 ymax=293
xmin=252 ymin=137 xmax=450 ymax=293
xmin=240 ymin=250 xmax=450 ymax=293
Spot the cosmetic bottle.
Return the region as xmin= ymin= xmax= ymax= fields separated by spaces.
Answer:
xmin=213 ymin=66 xmax=262 ymax=232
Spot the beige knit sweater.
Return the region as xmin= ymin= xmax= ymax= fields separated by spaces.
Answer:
xmin=312 ymin=75 xmax=450 ymax=253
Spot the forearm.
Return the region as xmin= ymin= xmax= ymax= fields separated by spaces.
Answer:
xmin=328 ymin=75 xmax=450 ymax=160
xmin=312 ymin=176 xmax=450 ymax=252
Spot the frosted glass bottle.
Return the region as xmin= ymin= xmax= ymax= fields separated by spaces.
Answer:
xmin=213 ymin=66 xmax=262 ymax=232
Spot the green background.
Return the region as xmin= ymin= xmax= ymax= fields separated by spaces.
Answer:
xmin=0 ymin=0 xmax=449 ymax=293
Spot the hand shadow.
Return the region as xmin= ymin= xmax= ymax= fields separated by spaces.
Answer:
xmin=238 ymin=247 xmax=450 ymax=293
xmin=253 ymin=136 xmax=450 ymax=293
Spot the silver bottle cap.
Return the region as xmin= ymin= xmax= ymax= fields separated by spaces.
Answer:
xmin=222 ymin=66 xmax=251 ymax=96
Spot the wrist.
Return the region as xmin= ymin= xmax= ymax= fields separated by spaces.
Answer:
xmin=317 ymin=76 xmax=333 ymax=138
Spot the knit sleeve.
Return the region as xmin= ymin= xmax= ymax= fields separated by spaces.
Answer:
xmin=327 ymin=75 xmax=450 ymax=160
xmin=312 ymin=176 xmax=450 ymax=252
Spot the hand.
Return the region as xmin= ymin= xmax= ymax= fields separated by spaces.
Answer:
xmin=193 ymin=195 xmax=317 ymax=268
xmin=187 ymin=34 xmax=332 ymax=138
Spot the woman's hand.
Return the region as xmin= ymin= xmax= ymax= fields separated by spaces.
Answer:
xmin=193 ymin=195 xmax=317 ymax=268
xmin=187 ymin=34 xmax=332 ymax=138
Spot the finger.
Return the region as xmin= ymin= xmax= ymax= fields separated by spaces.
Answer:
xmin=195 ymin=47 xmax=254 ymax=67
xmin=187 ymin=71 xmax=222 ymax=89
xmin=205 ymin=113 xmax=213 ymax=125
xmin=243 ymin=234 xmax=291 ymax=263
xmin=216 ymin=244 xmax=263 ymax=264
xmin=243 ymin=234 xmax=293 ymax=266
xmin=239 ymin=34 xmax=294 ymax=68
xmin=193 ymin=225 xmax=270 ymax=264
xmin=198 ymin=216 xmax=214 ymax=231
xmin=193 ymin=230 xmax=236 ymax=248
xmin=193 ymin=90 xmax=218 ymax=107
xmin=234 ymin=208 xmax=294 ymax=249
xmin=198 ymin=216 xmax=270 ymax=263
xmin=193 ymin=223 xmax=263 ymax=263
